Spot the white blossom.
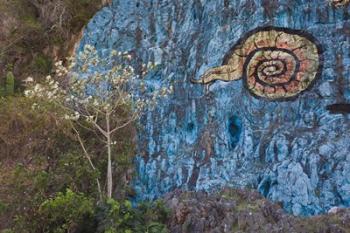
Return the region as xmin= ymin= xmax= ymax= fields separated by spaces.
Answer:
xmin=24 ymin=77 xmax=34 ymax=83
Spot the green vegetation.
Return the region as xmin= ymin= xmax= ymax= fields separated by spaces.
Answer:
xmin=0 ymin=72 xmax=15 ymax=97
xmin=95 ymin=199 xmax=169 ymax=233
xmin=0 ymin=8 xmax=161 ymax=232
xmin=34 ymin=54 xmax=52 ymax=75
xmin=0 ymin=0 xmax=106 ymax=85
xmin=0 ymin=94 xmax=169 ymax=232
xmin=0 ymin=39 xmax=170 ymax=232
xmin=39 ymin=189 xmax=95 ymax=233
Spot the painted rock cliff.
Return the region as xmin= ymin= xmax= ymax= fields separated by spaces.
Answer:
xmin=79 ymin=0 xmax=350 ymax=216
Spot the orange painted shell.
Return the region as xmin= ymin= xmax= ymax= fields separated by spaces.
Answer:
xmin=223 ymin=27 xmax=322 ymax=100
xmin=193 ymin=27 xmax=323 ymax=100
xmin=330 ymin=0 xmax=350 ymax=7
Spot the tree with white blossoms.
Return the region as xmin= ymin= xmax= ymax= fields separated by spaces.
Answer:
xmin=25 ymin=45 xmax=172 ymax=199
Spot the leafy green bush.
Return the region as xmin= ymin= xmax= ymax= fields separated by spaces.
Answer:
xmin=2 ymin=151 xmax=168 ymax=232
xmin=7 ymin=151 xmax=99 ymax=232
xmin=0 ymin=96 xmax=99 ymax=230
xmin=39 ymin=189 xmax=95 ymax=233
xmin=136 ymin=201 xmax=170 ymax=233
xmin=96 ymin=199 xmax=135 ymax=232
xmin=95 ymin=199 xmax=169 ymax=233
xmin=0 ymin=96 xmax=153 ymax=232
xmin=33 ymin=54 xmax=52 ymax=75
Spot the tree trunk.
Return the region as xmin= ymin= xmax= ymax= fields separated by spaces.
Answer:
xmin=106 ymin=113 xmax=113 ymax=198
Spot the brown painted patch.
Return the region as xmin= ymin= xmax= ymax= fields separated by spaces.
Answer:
xmin=261 ymin=0 xmax=279 ymax=19
xmin=326 ymin=103 xmax=350 ymax=114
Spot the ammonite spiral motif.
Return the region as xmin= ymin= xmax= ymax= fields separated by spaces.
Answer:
xmin=192 ymin=27 xmax=323 ymax=100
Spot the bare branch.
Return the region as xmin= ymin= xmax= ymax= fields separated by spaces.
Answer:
xmin=70 ymin=122 xmax=103 ymax=200
xmin=110 ymin=112 xmax=139 ymax=134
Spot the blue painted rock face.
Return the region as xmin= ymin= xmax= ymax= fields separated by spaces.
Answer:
xmin=79 ymin=0 xmax=350 ymax=216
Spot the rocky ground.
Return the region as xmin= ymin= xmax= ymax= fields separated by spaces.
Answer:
xmin=163 ymin=188 xmax=350 ymax=233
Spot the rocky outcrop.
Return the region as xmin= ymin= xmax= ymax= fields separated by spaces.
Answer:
xmin=79 ymin=0 xmax=350 ymax=215
xmin=164 ymin=189 xmax=350 ymax=233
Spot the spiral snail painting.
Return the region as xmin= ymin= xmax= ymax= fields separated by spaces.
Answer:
xmin=192 ymin=26 xmax=323 ymax=100
xmin=330 ymin=0 xmax=350 ymax=7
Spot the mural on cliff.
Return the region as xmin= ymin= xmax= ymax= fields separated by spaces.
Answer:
xmin=191 ymin=26 xmax=323 ymax=100
xmin=331 ymin=0 xmax=350 ymax=8
xmin=79 ymin=0 xmax=350 ymax=216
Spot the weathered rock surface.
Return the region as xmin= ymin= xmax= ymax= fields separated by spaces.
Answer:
xmin=79 ymin=0 xmax=350 ymax=215
xmin=164 ymin=189 xmax=350 ymax=233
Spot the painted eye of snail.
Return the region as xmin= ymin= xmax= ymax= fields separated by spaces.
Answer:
xmin=192 ymin=27 xmax=323 ymax=100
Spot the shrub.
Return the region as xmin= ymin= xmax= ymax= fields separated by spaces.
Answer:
xmin=0 ymin=95 xmax=137 ymax=231
xmin=33 ymin=54 xmax=52 ymax=75
xmin=0 ymin=96 xmax=73 ymax=161
xmin=0 ymin=96 xmax=100 ymax=230
xmin=95 ymin=199 xmax=169 ymax=233
xmin=137 ymin=201 xmax=170 ymax=228
xmin=6 ymin=151 xmax=99 ymax=232
xmin=39 ymin=189 xmax=95 ymax=233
